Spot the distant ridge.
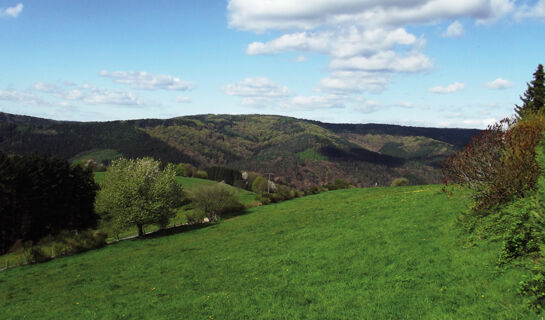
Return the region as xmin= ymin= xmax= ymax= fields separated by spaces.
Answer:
xmin=0 ymin=112 xmax=480 ymax=187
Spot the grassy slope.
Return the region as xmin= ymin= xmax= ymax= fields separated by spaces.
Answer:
xmin=0 ymin=185 xmax=535 ymax=319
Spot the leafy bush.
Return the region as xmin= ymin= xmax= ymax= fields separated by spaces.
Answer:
xmin=252 ymin=176 xmax=269 ymax=193
xmin=518 ymin=271 xmax=545 ymax=311
xmin=326 ymin=178 xmax=351 ymax=190
xmin=194 ymin=170 xmax=208 ymax=179
xmin=391 ymin=177 xmax=409 ymax=187
xmin=443 ymin=115 xmax=545 ymax=211
xmin=191 ymin=183 xmax=244 ymax=221
xmin=175 ymin=163 xmax=196 ymax=177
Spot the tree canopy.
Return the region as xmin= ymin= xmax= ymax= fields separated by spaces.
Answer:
xmin=0 ymin=152 xmax=98 ymax=254
xmin=95 ymin=157 xmax=185 ymax=237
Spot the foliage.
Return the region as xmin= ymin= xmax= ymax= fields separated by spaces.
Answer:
xmin=0 ymin=112 xmax=479 ymax=189
xmin=251 ymin=175 xmax=269 ymax=193
xmin=391 ymin=177 xmax=409 ymax=187
xmin=175 ymin=162 xmax=196 ymax=177
xmin=95 ymin=157 xmax=185 ymax=237
xmin=325 ymin=178 xmax=351 ymax=190
xmin=516 ymin=64 xmax=545 ymax=119
xmin=0 ymin=152 xmax=98 ymax=254
xmin=191 ymin=183 xmax=244 ymax=221
xmin=443 ymin=116 xmax=545 ymax=211
xmin=194 ymin=170 xmax=208 ymax=179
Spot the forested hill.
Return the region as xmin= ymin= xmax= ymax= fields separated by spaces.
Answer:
xmin=0 ymin=112 xmax=480 ymax=187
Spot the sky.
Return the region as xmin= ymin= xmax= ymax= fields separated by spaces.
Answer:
xmin=0 ymin=1 xmax=544 ymax=128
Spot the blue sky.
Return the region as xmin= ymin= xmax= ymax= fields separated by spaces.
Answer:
xmin=0 ymin=0 xmax=544 ymax=128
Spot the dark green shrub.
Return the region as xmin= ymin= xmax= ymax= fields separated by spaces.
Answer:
xmin=391 ymin=177 xmax=409 ymax=187
xmin=519 ymin=271 xmax=545 ymax=311
xmin=252 ymin=176 xmax=269 ymax=193
xmin=194 ymin=170 xmax=208 ymax=179
xmin=192 ymin=183 xmax=244 ymax=221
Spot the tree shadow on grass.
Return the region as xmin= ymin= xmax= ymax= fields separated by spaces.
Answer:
xmin=221 ymin=208 xmax=250 ymax=220
xmin=141 ymin=222 xmax=214 ymax=240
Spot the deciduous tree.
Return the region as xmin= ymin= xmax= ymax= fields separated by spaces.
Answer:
xmin=95 ymin=158 xmax=184 ymax=237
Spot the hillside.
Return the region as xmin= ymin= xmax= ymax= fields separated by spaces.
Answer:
xmin=0 ymin=185 xmax=534 ymax=319
xmin=0 ymin=112 xmax=480 ymax=188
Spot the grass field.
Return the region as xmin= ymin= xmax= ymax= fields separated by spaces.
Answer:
xmin=0 ymin=185 xmax=537 ymax=319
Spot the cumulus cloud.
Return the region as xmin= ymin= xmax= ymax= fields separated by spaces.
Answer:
xmin=247 ymin=27 xmax=417 ymax=58
xmin=281 ymin=95 xmax=345 ymax=110
xmin=294 ymin=55 xmax=308 ymax=62
xmin=0 ymin=3 xmax=23 ymax=18
xmin=318 ymin=71 xmax=391 ymax=94
xmin=443 ymin=20 xmax=464 ymax=37
xmin=228 ymin=0 xmax=514 ymax=32
xmin=63 ymin=84 xmax=148 ymax=106
xmin=0 ymin=89 xmax=48 ymax=105
xmin=223 ymin=77 xmax=348 ymax=110
xmin=485 ymin=78 xmax=512 ymax=89
xmin=515 ymin=0 xmax=545 ymax=20
xmin=230 ymin=0 xmax=518 ymax=97
xmin=428 ymin=82 xmax=465 ymax=94
xmin=100 ymin=71 xmax=195 ymax=91
xmin=330 ymin=51 xmax=433 ymax=73
xmin=31 ymin=81 xmax=63 ymax=94
xmin=223 ymin=77 xmax=292 ymax=98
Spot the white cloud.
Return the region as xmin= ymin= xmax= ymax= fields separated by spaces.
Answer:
xmin=330 ymin=51 xmax=433 ymax=73
xmin=443 ymin=20 xmax=464 ymax=37
xmin=0 ymin=3 xmax=23 ymax=18
xmin=100 ymin=71 xmax=195 ymax=91
xmin=31 ymin=81 xmax=63 ymax=94
xmin=515 ymin=0 xmax=545 ymax=20
xmin=224 ymin=77 xmax=347 ymax=110
xmin=223 ymin=77 xmax=292 ymax=98
xmin=485 ymin=78 xmax=512 ymax=89
xmin=295 ymin=55 xmax=308 ymax=62
xmin=281 ymin=95 xmax=345 ymax=110
xmin=175 ymin=96 xmax=192 ymax=103
xmin=64 ymin=84 xmax=148 ymax=106
xmin=318 ymin=71 xmax=391 ymax=94
xmin=228 ymin=0 xmax=514 ymax=32
xmin=0 ymin=89 xmax=48 ymax=105
xmin=428 ymin=82 xmax=465 ymax=94
xmin=247 ymin=27 xmax=417 ymax=58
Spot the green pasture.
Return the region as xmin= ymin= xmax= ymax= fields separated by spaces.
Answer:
xmin=0 ymin=185 xmax=536 ymax=319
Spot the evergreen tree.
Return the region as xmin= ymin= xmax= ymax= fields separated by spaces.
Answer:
xmin=515 ymin=64 xmax=545 ymax=118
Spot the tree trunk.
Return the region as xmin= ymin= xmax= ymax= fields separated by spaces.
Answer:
xmin=137 ymin=224 xmax=144 ymax=237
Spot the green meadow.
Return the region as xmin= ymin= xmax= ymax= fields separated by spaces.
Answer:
xmin=0 ymin=185 xmax=536 ymax=319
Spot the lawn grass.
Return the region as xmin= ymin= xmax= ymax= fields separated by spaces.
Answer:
xmin=0 ymin=185 xmax=537 ymax=319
